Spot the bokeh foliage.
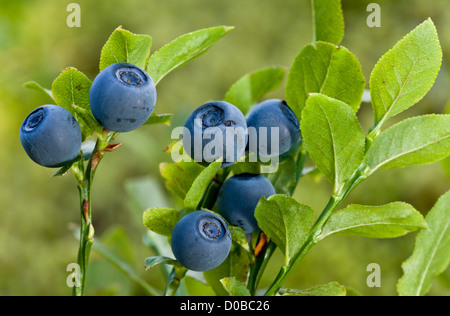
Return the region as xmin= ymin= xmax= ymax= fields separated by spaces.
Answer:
xmin=0 ymin=0 xmax=449 ymax=295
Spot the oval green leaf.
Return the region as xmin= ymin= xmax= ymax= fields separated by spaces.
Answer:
xmin=147 ymin=26 xmax=233 ymax=86
xmin=220 ymin=277 xmax=251 ymax=296
xmin=254 ymin=195 xmax=314 ymax=265
xmin=285 ymin=42 xmax=365 ymax=120
xmin=319 ymin=202 xmax=427 ymax=240
xmin=183 ymin=159 xmax=222 ymax=212
xmin=159 ymin=161 xmax=204 ymax=201
xmin=143 ymin=207 xmax=182 ymax=237
xmin=370 ymin=18 xmax=442 ymax=129
xmin=397 ymin=190 xmax=450 ymax=296
xmin=99 ymin=26 xmax=152 ymax=71
xmin=281 ymin=282 xmax=347 ymax=296
xmin=365 ymin=115 xmax=450 ymax=175
xmin=312 ymin=0 xmax=344 ymax=45
xmin=224 ymin=66 xmax=286 ymax=115
xmin=23 ymin=81 xmax=55 ymax=104
xmin=51 ymin=67 xmax=100 ymax=139
xmin=301 ymin=94 xmax=365 ymax=193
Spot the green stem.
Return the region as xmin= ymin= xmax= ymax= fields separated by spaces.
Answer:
xmin=247 ymin=240 xmax=277 ymax=295
xmin=198 ymin=180 xmax=222 ymax=210
xmin=164 ymin=267 xmax=187 ymax=296
xmin=264 ymin=164 xmax=368 ymax=296
xmin=71 ymin=131 xmax=116 ymax=296
xmin=73 ymin=177 xmax=94 ymax=296
xmin=366 ymin=117 xmax=386 ymax=148
xmin=244 ymin=147 xmax=308 ymax=295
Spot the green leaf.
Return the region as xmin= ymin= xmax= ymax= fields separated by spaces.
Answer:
xmin=224 ymin=66 xmax=286 ymax=115
xmin=441 ymin=101 xmax=450 ymax=178
xmin=280 ymin=282 xmax=347 ymax=296
xmin=203 ymin=243 xmax=251 ymax=296
xmin=228 ymin=225 xmax=252 ymax=256
xmin=99 ymin=26 xmax=152 ymax=71
xmin=312 ymin=0 xmax=344 ymax=45
xmin=264 ymin=155 xmax=297 ymax=195
xmin=285 ymin=42 xmax=365 ymax=120
xmin=143 ymin=207 xmax=182 ymax=237
xmin=51 ymin=67 xmax=100 ymax=138
xmin=52 ymin=67 xmax=92 ymax=110
xmin=319 ymin=202 xmax=427 ymax=240
xmin=143 ymin=112 xmax=173 ymax=126
xmin=23 ymin=81 xmax=55 ymax=103
xmin=365 ymin=115 xmax=450 ymax=175
xmin=264 ymin=147 xmax=305 ymax=196
xmin=370 ymin=18 xmax=442 ymax=129
xmin=52 ymin=159 xmax=79 ymax=178
xmin=52 ymin=166 xmax=71 ymax=177
xmin=159 ymin=161 xmax=204 ymax=201
xmin=144 ymin=256 xmax=182 ymax=270
xmin=147 ymin=26 xmax=233 ymax=86
xmin=397 ymin=190 xmax=450 ymax=296
xmin=184 ymin=159 xmax=222 ymax=212
xmin=254 ymin=195 xmax=314 ymax=265
xmin=220 ymin=277 xmax=251 ymax=296
xmin=301 ymin=94 xmax=366 ymax=193
xmin=229 ymin=155 xmax=261 ymax=175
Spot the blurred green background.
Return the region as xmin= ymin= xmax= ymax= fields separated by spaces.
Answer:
xmin=0 ymin=0 xmax=449 ymax=296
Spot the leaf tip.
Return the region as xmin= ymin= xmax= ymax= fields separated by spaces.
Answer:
xmin=62 ymin=67 xmax=75 ymax=73
xmin=224 ymin=26 xmax=235 ymax=32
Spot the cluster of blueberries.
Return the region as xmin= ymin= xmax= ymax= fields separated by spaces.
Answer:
xmin=174 ymin=84 xmax=301 ymax=271
xmin=172 ymin=173 xmax=278 ymax=271
xmin=20 ymin=62 xmax=157 ymax=167
xmin=182 ymin=98 xmax=301 ymax=167
xmin=20 ymin=62 xmax=301 ymax=272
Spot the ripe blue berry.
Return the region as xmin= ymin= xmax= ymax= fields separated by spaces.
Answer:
xmin=183 ymin=101 xmax=247 ymax=168
xmin=171 ymin=211 xmax=232 ymax=271
xmin=246 ymin=99 xmax=300 ymax=158
xmin=217 ymin=173 xmax=276 ymax=234
xmin=89 ymin=62 xmax=157 ymax=132
xmin=20 ymin=105 xmax=82 ymax=167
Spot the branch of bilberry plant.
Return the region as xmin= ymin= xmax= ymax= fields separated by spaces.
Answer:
xmin=245 ymin=146 xmax=307 ymax=294
xmin=264 ymin=162 xmax=369 ymax=296
xmin=70 ymin=130 xmax=118 ymax=296
xmin=164 ymin=266 xmax=188 ymax=296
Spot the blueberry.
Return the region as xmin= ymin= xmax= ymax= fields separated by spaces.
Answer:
xmin=246 ymin=99 xmax=300 ymax=158
xmin=171 ymin=211 xmax=232 ymax=271
xmin=89 ymin=62 xmax=157 ymax=132
xmin=183 ymin=101 xmax=247 ymax=168
xmin=217 ymin=173 xmax=276 ymax=234
xmin=20 ymin=105 xmax=82 ymax=167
